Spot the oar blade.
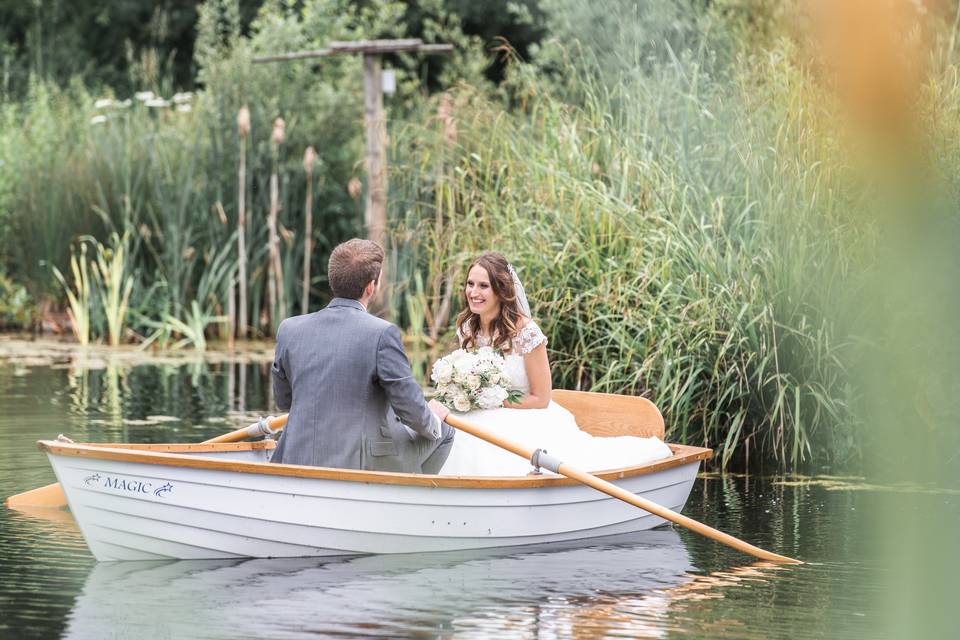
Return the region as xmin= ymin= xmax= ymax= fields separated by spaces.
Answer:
xmin=5 ymin=482 xmax=68 ymax=509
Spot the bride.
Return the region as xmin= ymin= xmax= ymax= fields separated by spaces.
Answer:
xmin=438 ymin=252 xmax=672 ymax=477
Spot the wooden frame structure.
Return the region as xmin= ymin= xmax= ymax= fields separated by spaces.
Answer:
xmin=253 ymin=39 xmax=454 ymax=315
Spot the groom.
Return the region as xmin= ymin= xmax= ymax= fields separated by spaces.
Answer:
xmin=270 ymin=238 xmax=454 ymax=473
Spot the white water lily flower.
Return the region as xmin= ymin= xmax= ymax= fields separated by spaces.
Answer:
xmin=176 ymin=104 xmax=192 ymax=113
xmin=94 ymin=98 xmax=113 ymax=109
xmin=134 ymin=91 xmax=155 ymax=101
xmin=172 ymin=92 xmax=193 ymax=104
xmin=145 ymin=98 xmax=170 ymax=108
xmin=90 ymin=115 xmax=108 ymax=125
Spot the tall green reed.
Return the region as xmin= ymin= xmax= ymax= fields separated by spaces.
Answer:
xmin=390 ymin=33 xmax=872 ymax=470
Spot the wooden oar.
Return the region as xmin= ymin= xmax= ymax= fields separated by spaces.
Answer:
xmin=444 ymin=413 xmax=802 ymax=565
xmin=203 ymin=414 xmax=288 ymax=443
xmin=4 ymin=415 xmax=290 ymax=509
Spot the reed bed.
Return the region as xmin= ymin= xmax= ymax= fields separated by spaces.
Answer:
xmin=389 ymin=20 xmax=908 ymax=469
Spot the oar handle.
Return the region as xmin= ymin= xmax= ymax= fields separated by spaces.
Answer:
xmin=445 ymin=413 xmax=802 ymax=565
xmin=203 ymin=414 xmax=289 ymax=444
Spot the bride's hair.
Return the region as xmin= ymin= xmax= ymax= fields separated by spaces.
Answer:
xmin=456 ymin=252 xmax=524 ymax=353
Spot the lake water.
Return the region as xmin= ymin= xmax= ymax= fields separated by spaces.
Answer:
xmin=0 ymin=341 xmax=955 ymax=639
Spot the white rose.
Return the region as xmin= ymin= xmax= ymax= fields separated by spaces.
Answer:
xmin=465 ymin=373 xmax=482 ymax=390
xmin=446 ymin=349 xmax=467 ymax=369
xmin=435 ymin=385 xmax=454 ymax=402
xmin=477 ymin=386 xmax=509 ymax=409
xmin=432 ymin=359 xmax=454 ymax=384
xmin=487 ymin=371 xmax=501 ymax=385
xmin=453 ymin=353 xmax=476 ymax=378
xmin=453 ymin=394 xmax=472 ymax=412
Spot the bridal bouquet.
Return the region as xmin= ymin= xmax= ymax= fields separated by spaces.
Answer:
xmin=431 ymin=347 xmax=521 ymax=412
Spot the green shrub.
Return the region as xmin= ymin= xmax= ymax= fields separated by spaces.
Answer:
xmin=0 ymin=270 xmax=33 ymax=329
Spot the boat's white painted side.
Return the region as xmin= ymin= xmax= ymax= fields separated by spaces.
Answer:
xmin=48 ymin=449 xmax=699 ymax=561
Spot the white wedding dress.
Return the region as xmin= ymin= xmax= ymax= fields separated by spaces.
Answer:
xmin=438 ymin=322 xmax=672 ymax=477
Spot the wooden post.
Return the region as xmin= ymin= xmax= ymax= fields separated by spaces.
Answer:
xmin=253 ymin=40 xmax=453 ymax=319
xmin=362 ymin=54 xmax=387 ymax=249
xmin=363 ymin=54 xmax=389 ymax=313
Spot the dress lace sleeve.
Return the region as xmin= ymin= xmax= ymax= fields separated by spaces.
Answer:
xmin=514 ymin=320 xmax=547 ymax=355
xmin=456 ymin=323 xmax=470 ymax=346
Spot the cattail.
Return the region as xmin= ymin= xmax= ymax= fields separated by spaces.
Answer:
xmin=347 ymin=177 xmax=362 ymax=200
xmin=438 ymin=92 xmax=456 ymax=145
xmin=237 ymin=106 xmax=250 ymax=139
xmin=302 ymin=146 xmax=317 ymax=315
xmin=215 ymin=201 xmax=228 ymax=225
xmin=237 ymin=106 xmax=249 ymax=338
xmin=271 ymin=117 xmax=285 ymax=146
xmin=267 ymin=116 xmax=286 ymax=331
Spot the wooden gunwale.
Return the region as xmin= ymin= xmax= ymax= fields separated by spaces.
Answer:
xmin=38 ymin=440 xmax=712 ymax=490
xmin=79 ymin=441 xmax=275 ymax=452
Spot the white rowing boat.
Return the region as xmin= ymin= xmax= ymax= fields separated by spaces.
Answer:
xmin=39 ymin=390 xmax=712 ymax=561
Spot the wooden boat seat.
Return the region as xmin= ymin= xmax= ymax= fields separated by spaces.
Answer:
xmin=552 ymin=389 xmax=665 ymax=439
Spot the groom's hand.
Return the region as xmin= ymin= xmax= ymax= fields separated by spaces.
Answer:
xmin=428 ymin=399 xmax=450 ymax=422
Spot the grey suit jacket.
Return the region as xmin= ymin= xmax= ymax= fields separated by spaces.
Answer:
xmin=270 ymin=298 xmax=451 ymax=472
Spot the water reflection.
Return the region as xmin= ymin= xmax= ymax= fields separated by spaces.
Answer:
xmin=60 ymin=530 xmax=813 ymax=640
xmin=64 ymin=530 xmax=695 ymax=639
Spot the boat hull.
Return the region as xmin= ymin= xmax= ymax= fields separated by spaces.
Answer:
xmin=46 ymin=445 xmax=703 ymax=562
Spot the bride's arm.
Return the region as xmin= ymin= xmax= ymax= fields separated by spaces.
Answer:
xmin=504 ymin=342 xmax=552 ymax=409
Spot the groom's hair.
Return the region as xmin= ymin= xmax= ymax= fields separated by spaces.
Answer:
xmin=328 ymin=238 xmax=384 ymax=299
